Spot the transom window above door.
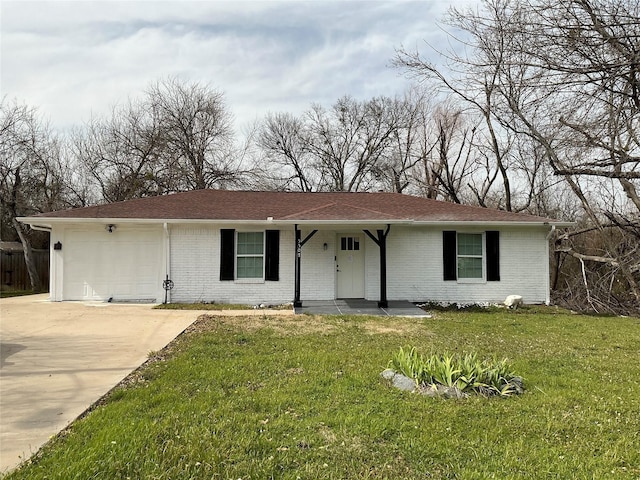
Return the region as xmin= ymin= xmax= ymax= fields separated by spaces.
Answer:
xmin=340 ymin=236 xmax=360 ymax=251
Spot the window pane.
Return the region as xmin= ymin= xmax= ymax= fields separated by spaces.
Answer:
xmin=341 ymin=237 xmax=347 ymax=250
xmin=237 ymin=256 xmax=263 ymax=278
xmin=458 ymin=233 xmax=482 ymax=256
xmin=458 ymin=257 xmax=483 ymax=278
xmin=353 ymin=238 xmax=360 ymax=250
xmin=237 ymin=232 xmax=264 ymax=255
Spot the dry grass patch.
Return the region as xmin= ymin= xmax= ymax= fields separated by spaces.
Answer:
xmin=188 ymin=313 xmax=338 ymax=336
xmin=359 ymin=317 xmax=433 ymax=336
xmin=183 ymin=313 xmax=433 ymax=339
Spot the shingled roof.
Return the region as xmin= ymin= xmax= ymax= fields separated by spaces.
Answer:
xmin=23 ymin=190 xmax=567 ymax=225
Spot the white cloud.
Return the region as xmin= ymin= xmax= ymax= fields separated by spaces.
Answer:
xmin=1 ymin=0 xmax=475 ymax=132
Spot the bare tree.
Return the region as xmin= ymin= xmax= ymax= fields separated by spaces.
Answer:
xmin=257 ymin=93 xmax=434 ymax=193
xmin=73 ymin=99 xmax=166 ymax=202
xmin=257 ymin=112 xmax=316 ymax=191
xmin=74 ymin=78 xmax=249 ymax=202
xmin=0 ymin=98 xmax=74 ymax=290
xmin=304 ymin=96 xmax=401 ymax=191
xmin=147 ymin=78 xmax=239 ymax=190
xmin=373 ymin=87 xmax=433 ymax=194
xmin=424 ymin=103 xmax=481 ymax=203
xmin=395 ymin=0 xmax=640 ymax=312
xmin=395 ymin=9 xmax=516 ymax=211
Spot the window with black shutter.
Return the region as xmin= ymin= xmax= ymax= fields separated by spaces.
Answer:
xmin=220 ymin=229 xmax=235 ymax=281
xmin=265 ymin=230 xmax=280 ymax=281
xmin=442 ymin=230 xmax=500 ymax=282
xmin=486 ymin=230 xmax=500 ymax=281
xmin=220 ymin=229 xmax=280 ymax=281
xmin=443 ymin=231 xmax=457 ymax=281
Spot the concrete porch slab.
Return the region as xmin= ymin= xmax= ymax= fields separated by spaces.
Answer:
xmin=294 ymin=299 xmax=430 ymax=317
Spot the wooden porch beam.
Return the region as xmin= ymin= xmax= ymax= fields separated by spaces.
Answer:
xmin=293 ymin=225 xmax=318 ymax=308
xmin=363 ymin=224 xmax=391 ymax=308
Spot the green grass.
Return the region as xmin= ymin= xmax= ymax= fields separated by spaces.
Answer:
xmin=6 ymin=308 xmax=640 ymax=479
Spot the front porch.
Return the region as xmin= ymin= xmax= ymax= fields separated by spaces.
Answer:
xmin=294 ymin=224 xmax=391 ymax=308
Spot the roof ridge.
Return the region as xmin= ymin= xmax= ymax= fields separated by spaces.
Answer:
xmin=280 ymin=202 xmax=337 ymax=219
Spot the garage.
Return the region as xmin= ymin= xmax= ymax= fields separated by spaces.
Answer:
xmin=63 ymin=226 xmax=163 ymax=302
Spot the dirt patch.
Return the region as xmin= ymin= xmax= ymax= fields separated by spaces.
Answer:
xmin=318 ymin=424 xmax=337 ymax=444
xmin=183 ymin=314 xmax=432 ymax=338
xmin=359 ymin=318 xmax=433 ymax=336
xmin=189 ymin=314 xmax=337 ymax=336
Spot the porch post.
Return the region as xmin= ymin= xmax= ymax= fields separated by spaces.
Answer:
xmin=293 ymin=225 xmax=318 ymax=308
xmin=378 ymin=229 xmax=388 ymax=309
xmin=363 ymin=225 xmax=390 ymax=309
xmin=294 ymin=225 xmax=302 ymax=307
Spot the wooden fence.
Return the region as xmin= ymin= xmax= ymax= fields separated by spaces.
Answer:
xmin=0 ymin=249 xmax=49 ymax=291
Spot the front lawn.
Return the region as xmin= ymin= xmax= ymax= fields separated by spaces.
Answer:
xmin=6 ymin=308 xmax=640 ymax=479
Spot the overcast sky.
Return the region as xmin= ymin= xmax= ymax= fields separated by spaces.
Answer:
xmin=1 ymin=0 xmax=473 ymax=132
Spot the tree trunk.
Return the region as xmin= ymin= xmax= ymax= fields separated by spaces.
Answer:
xmin=12 ymin=217 xmax=42 ymax=292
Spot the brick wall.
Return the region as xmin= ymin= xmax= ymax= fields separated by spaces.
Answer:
xmin=169 ymin=224 xmax=550 ymax=305
xmin=169 ymin=224 xmax=295 ymax=304
xmin=379 ymin=226 xmax=549 ymax=304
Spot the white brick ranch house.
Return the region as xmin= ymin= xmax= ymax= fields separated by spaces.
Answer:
xmin=18 ymin=190 xmax=570 ymax=306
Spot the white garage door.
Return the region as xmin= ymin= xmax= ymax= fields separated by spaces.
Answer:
xmin=64 ymin=228 xmax=162 ymax=301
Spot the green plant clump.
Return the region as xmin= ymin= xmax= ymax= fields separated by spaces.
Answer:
xmin=391 ymin=347 xmax=521 ymax=396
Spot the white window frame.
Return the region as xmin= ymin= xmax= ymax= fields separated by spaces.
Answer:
xmin=235 ymin=231 xmax=265 ymax=282
xmin=456 ymin=232 xmax=486 ymax=283
xmin=339 ymin=235 xmax=361 ymax=251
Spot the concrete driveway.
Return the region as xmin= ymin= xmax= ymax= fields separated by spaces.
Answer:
xmin=0 ymin=294 xmax=206 ymax=474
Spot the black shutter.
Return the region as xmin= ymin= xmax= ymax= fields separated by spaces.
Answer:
xmin=486 ymin=230 xmax=500 ymax=281
xmin=265 ymin=230 xmax=280 ymax=281
xmin=443 ymin=231 xmax=457 ymax=281
xmin=220 ymin=229 xmax=235 ymax=281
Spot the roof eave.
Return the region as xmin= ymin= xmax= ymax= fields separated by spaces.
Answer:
xmin=18 ymin=216 xmax=574 ymax=228
xmin=17 ymin=217 xmax=414 ymax=228
xmin=412 ymin=220 xmax=575 ymax=228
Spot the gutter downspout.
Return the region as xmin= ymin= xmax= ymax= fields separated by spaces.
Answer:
xmin=164 ymin=223 xmax=171 ymax=304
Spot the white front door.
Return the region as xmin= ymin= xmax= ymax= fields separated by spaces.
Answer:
xmin=336 ymin=234 xmax=365 ymax=298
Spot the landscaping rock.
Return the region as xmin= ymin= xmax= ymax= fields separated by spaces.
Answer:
xmin=510 ymin=376 xmax=525 ymax=394
xmin=392 ymin=373 xmax=417 ymax=392
xmin=380 ymin=368 xmax=396 ymax=380
xmin=381 ymin=369 xmax=416 ymax=392
xmin=417 ymin=383 xmax=439 ymax=397
xmin=417 ymin=383 xmax=468 ymax=399
xmin=440 ymin=386 xmax=468 ymax=399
